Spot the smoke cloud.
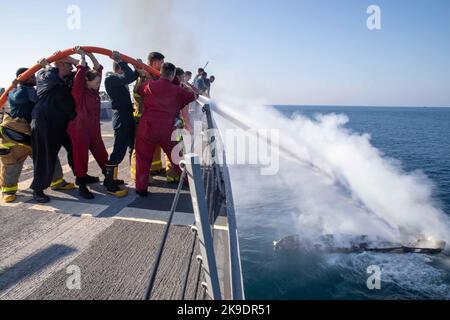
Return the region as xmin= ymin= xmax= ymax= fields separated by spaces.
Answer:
xmin=213 ymin=99 xmax=450 ymax=244
xmin=118 ymin=0 xmax=198 ymax=69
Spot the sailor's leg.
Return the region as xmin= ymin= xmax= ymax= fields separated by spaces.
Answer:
xmin=89 ymin=129 xmax=108 ymax=172
xmin=69 ymin=129 xmax=90 ymax=179
xmin=0 ymin=144 xmax=30 ymax=202
xmin=130 ymin=149 xmax=137 ymax=181
xmin=126 ymin=116 xmax=136 ymax=164
xmin=135 ymin=119 xmax=157 ymax=193
xmin=31 ymin=119 xmax=61 ymax=192
xmin=109 ymin=110 xmax=129 ymax=166
xmin=61 ymin=132 xmax=75 ymax=174
xmin=50 ymin=158 xmax=75 ymax=191
xmin=151 ymin=145 xmax=163 ymax=172
xmin=160 ymin=128 xmax=183 ymax=178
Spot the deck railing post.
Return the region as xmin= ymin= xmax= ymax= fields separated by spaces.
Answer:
xmin=201 ymin=103 xmax=245 ymax=300
xmin=184 ymin=153 xmax=222 ymax=300
xmin=202 ymin=104 xmax=224 ymax=195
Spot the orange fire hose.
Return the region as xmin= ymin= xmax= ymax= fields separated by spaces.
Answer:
xmin=0 ymin=46 xmax=161 ymax=109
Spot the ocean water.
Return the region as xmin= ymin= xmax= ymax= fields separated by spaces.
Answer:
xmin=228 ymin=106 xmax=450 ymax=300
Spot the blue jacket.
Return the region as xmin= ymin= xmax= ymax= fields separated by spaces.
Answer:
xmin=8 ymin=85 xmax=38 ymax=123
xmin=104 ymin=62 xmax=138 ymax=112
xmin=32 ymin=67 xmax=76 ymax=126
xmin=194 ymin=77 xmax=207 ymax=93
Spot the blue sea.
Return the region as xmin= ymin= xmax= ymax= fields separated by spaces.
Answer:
xmin=230 ymin=106 xmax=450 ymax=300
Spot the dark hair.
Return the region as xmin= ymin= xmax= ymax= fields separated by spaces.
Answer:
xmin=202 ymin=72 xmax=208 ymax=77
xmin=16 ymin=67 xmax=28 ymax=78
xmin=185 ymin=71 xmax=192 ymax=77
xmin=161 ymin=63 xmax=176 ymax=78
xmin=210 ymin=75 xmax=215 ymax=80
xmin=176 ymin=67 xmax=184 ymax=77
xmin=148 ymin=52 xmax=165 ymax=64
xmin=113 ymin=62 xmax=121 ymax=72
xmin=198 ymin=68 xmax=204 ymax=74
xmin=86 ymin=69 xmax=101 ymax=81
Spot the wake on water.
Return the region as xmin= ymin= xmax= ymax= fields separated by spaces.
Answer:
xmin=203 ymin=98 xmax=450 ymax=299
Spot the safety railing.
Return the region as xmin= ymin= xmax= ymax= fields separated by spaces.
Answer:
xmin=143 ymin=102 xmax=244 ymax=301
xmin=202 ymin=104 xmax=245 ymax=300
xmin=184 ymin=153 xmax=222 ymax=299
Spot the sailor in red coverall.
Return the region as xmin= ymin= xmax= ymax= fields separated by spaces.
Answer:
xmin=68 ymin=48 xmax=127 ymax=199
xmin=135 ymin=62 xmax=198 ymax=196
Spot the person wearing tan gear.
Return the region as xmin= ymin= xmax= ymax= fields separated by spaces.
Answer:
xmin=1 ymin=68 xmax=74 ymax=203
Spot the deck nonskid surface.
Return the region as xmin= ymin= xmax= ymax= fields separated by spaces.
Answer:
xmin=0 ymin=122 xmax=202 ymax=300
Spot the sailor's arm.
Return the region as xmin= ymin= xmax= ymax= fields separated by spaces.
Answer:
xmin=72 ymin=47 xmax=87 ymax=99
xmin=8 ymin=86 xmax=30 ymax=104
xmin=86 ymin=51 xmax=101 ymax=70
xmin=110 ymin=51 xmax=138 ymax=86
xmin=36 ymin=58 xmax=60 ymax=91
xmin=133 ymin=59 xmax=147 ymax=93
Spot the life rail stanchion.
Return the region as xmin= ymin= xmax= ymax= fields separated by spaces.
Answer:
xmin=143 ymin=166 xmax=188 ymax=300
xmin=184 ymin=153 xmax=222 ymax=300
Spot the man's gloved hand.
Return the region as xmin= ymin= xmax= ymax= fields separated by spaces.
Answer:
xmin=37 ymin=58 xmax=50 ymax=68
xmin=111 ymin=51 xmax=122 ymax=63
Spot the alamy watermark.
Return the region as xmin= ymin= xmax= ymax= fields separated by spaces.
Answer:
xmin=67 ymin=5 xmax=81 ymax=30
xmin=367 ymin=5 xmax=382 ymax=30
xmin=367 ymin=265 xmax=382 ymax=290
xmin=170 ymin=120 xmax=280 ymax=176
xmin=66 ymin=265 xmax=81 ymax=290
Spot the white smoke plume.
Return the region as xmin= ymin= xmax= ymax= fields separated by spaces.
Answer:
xmin=212 ymin=99 xmax=450 ymax=244
xmin=118 ymin=0 xmax=198 ymax=69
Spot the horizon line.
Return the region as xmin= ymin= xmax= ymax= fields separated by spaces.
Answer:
xmin=271 ymin=104 xmax=450 ymax=108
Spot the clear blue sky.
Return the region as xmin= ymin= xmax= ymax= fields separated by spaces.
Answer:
xmin=1 ymin=0 xmax=449 ymax=106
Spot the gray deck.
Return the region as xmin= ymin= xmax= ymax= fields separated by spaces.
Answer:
xmin=0 ymin=121 xmax=219 ymax=300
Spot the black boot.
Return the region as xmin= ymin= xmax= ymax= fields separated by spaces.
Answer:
xmin=103 ymin=168 xmax=125 ymax=186
xmin=104 ymin=165 xmax=128 ymax=197
xmin=76 ymin=174 xmax=99 ymax=186
xmin=115 ymin=178 xmax=125 ymax=186
xmin=33 ymin=190 xmax=50 ymax=203
xmin=114 ymin=168 xmax=125 ymax=185
xmin=136 ymin=190 xmax=149 ymax=197
xmin=78 ymin=178 xmax=95 ymax=200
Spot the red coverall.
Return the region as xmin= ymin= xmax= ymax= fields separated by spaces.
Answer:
xmin=135 ymin=78 xmax=196 ymax=192
xmin=68 ymin=65 xmax=108 ymax=178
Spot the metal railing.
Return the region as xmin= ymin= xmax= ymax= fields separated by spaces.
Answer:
xmin=184 ymin=153 xmax=222 ymax=299
xmin=143 ymin=102 xmax=244 ymax=300
xmin=202 ymin=104 xmax=245 ymax=300
xmin=143 ymin=169 xmax=188 ymax=300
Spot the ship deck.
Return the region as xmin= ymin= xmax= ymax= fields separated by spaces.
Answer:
xmin=0 ymin=121 xmax=231 ymax=300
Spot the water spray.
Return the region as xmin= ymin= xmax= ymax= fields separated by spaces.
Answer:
xmin=199 ymin=97 xmax=404 ymax=238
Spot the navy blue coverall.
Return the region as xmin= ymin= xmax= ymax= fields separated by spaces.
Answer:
xmin=104 ymin=62 xmax=138 ymax=165
xmin=30 ymin=67 xmax=75 ymax=191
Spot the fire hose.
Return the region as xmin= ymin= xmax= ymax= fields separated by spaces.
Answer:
xmin=0 ymin=46 xmax=161 ymax=109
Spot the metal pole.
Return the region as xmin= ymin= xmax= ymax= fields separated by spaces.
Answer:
xmin=184 ymin=153 xmax=222 ymax=300
xmin=144 ymin=169 xmax=187 ymax=300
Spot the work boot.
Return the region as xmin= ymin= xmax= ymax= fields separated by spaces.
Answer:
xmin=103 ymin=169 xmax=125 ymax=186
xmin=76 ymin=175 xmax=99 ymax=185
xmin=2 ymin=193 xmax=16 ymax=203
xmin=150 ymin=168 xmax=166 ymax=176
xmin=51 ymin=179 xmax=76 ymax=191
xmin=78 ymin=178 xmax=95 ymax=200
xmin=33 ymin=190 xmax=50 ymax=203
xmin=115 ymin=178 xmax=125 ymax=186
xmin=166 ymin=174 xmax=180 ymax=184
xmin=104 ymin=164 xmax=128 ymax=198
xmin=112 ymin=164 xmax=125 ymax=185
xmin=136 ymin=189 xmax=149 ymax=197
